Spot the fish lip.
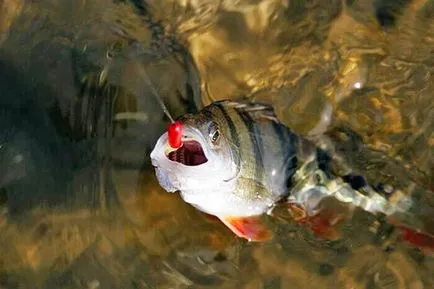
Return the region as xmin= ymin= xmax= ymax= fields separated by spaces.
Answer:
xmin=150 ymin=126 xmax=213 ymax=168
xmin=166 ymin=126 xmax=207 ymax=153
xmin=169 ymin=126 xmax=211 ymax=166
xmin=150 ymin=126 xmax=238 ymax=183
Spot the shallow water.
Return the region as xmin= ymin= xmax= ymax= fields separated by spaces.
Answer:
xmin=0 ymin=0 xmax=433 ymax=288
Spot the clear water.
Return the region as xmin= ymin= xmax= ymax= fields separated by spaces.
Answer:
xmin=0 ymin=0 xmax=433 ymax=288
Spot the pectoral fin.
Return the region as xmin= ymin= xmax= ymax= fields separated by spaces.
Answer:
xmin=219 ymin=216 xmax=273 ymax=242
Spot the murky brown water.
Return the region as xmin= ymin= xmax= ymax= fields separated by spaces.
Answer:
xmin=0 ymin=0 xmax=433 ymax=288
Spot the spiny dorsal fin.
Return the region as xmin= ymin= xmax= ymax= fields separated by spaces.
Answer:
xmin=216 ymin=100 xmax=279 ymax=122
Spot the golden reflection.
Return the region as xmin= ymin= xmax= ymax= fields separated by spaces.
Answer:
xmin=0 ymin=0 xmax=23 ymax=44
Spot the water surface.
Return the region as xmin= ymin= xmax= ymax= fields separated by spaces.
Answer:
xmin=0 ymin=0 xmax=433 ymax=288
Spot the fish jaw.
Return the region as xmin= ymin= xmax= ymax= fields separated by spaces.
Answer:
xmin=150 ymin=131 xmax=231 ymax=187
xmin=153 ymin=166 xmax=178 ymax=192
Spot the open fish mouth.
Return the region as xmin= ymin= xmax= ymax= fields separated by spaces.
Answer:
xmin=166 ymin=140 xmax=208 ymax=166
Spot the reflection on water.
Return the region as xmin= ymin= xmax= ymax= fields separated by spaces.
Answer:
xmin=0 ymin=0 xmax=433 ymax=288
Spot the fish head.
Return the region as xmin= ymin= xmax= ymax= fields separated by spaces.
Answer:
xmin=150 ymin=104 xmax=240 ymax=206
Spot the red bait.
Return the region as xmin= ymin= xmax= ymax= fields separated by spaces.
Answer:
xmin=168 ymin=121 xmax=183 ymax=148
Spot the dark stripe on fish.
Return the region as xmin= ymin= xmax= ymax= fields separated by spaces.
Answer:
xmin=271 ymin=121 xmax=298 ymax=187
xmin=213 ymin=104 xmax=240 ymax=147
xmin=213 ymin=103 xmax=241 ymax=169
xmin=271 ymin=121 xmax=288 ymax=152
xmin=234 ymin=108 xmax=265 ymax=187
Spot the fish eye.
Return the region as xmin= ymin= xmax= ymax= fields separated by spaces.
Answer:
xmin=211 ymin=130 xmax=220 ymax=143
xmin=208 ymin=122 xmax=220 ymax=144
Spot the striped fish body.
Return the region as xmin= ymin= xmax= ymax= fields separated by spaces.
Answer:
xmin=151 ymin=100 xmax=426 ymax=246
xmin=150 ymin=100 xmax=298 ymax=241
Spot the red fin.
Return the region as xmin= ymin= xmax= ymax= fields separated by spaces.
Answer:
xmin=387 ymin=216 xmax=434 ymax=252
xmin=288 ymin=203 xmax=344 ymax=241
xmin=397 ymin=227 xmax=434 ymax=252
xmin=219 ymin=216 xmax=273 ymax=242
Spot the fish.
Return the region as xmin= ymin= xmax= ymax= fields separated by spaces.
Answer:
xmin=150 ymin=100 xmax=298 ymax=241
xmin=150 ymin=100 xmax=428 ymax=245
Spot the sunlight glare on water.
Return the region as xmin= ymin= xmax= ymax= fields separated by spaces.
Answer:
xmin=0 ymin=0 xmax=433 ymax=288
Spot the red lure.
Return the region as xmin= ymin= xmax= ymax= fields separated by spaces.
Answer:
xmin=168 ymin=121 xmax=183 ymax=148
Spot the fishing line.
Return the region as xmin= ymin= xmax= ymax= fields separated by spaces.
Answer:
xmin=136 ymin=64 xmax=175 ymax=123
xmin=107 ymin=44 xmax=184 ymax=149
xmin=135 ymin=62 xmax=183 ymax=148
xmin=105 ymin=40 xmax=176 ymax=124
